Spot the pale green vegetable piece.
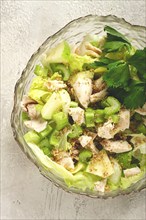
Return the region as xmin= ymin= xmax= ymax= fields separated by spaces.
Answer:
xmin=59 ymin=89 xmax=71 ymax=113
xmin=42 ymin=41 xmax=71 ymax=65
xmin=29 ymin=76 xmax=48 ymax=91
xmin=120 ymin=171 xmax=145 ymax=189
xmin=86 ymin=150 xmax=114 ymax=178
xmin=41 ymin=92 xmax=62 ymax=120
xmin=108 ymin=158 xmax=122 ymax=185
xmin=69 ymin=53 xmax=94 ymax=72
xmin=27 ymin=143 xmax=74 ymax=179
xmin=28 ymin=89 xmax=51 ymax=104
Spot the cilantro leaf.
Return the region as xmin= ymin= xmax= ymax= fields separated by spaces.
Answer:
xmin=104 ymin=41 xmax=129 ymax=52
xmin=104 ymin=26 xmax=131 ymax=44
xmin=124 ymin=83 xmax=146 ymax=109
xmin=128 ymin=48 xmax=146 ymax=77
xmin=103 ymin=61 xmax=130 ymax=88
xmin=83 ymin=58 xmax=114 ymax=70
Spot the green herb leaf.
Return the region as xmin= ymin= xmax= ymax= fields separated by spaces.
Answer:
xmin=103 ymin=61 xmax=130 ymax=88
xmin=104 ymin=26 xmax=131 ymax=44
xmin=83 ymin=57 xmax=115 ymax=70
xmin=124 ymin=83 xmax=146 ymax=109
xmin=104 ymin=41 xmax=129 ymax=52
xmin=128 ymin=48 xmax=146 ymax=77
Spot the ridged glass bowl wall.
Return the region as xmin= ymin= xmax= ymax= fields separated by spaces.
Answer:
xmin=11 ymin=15 xmax=146 ymax=198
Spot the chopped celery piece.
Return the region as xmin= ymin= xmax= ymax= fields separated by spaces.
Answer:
xmin=79 ymin=150 xmax=93 ymax=163
xmin=50 ymin=64 xmax=70 ymax=81
xmin=102 ymin=96 xmax=121 ymax=116
xmin=42 ymin=147 xmax=51 ymax=156
xmin=24 ymin=131 xmax=41 ymax=144
xmin=49 ymin=130 xmax=60 ymax=148
xmin=68 ymin=124 xmax=83 ymax=138
xmin=41 ymin=92 xmax=62 ymax=120
xmin=39 ymin=125 xmax=53 ymax=138
xmin=53 ymin=112 xmax=69 ymax=130
xmin=94 ymin=67 xmax=107 ymax=73
xmin=140 ymin=154 xmax=146 ymax=171
xmin=137 ymin=124 xmax=146 ymax=135
xmin=110 ymin=114 xmax=120 ymax=123
xmin=70 ymin=101 xmax=78 ymax=108
xmin=116 ymin=151 xmax=133 ymax=169
xmin=94 ymin=109 xmax=105 ymax=123
xmin=21 ymin=111 xmax=29 ymax=121
xmin=34 ymin=65 xmax=48 ymax=77
xmin=134 ymin=113 xmax=142 ymax=121
xmin=85 ymin=110 xmax=95 ymax=127
xmin=39 ymin=138 xmax=50 ymax=149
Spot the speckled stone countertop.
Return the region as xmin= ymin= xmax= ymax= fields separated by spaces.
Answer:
xmin=1 ymin=1 xmax=146 ymax=219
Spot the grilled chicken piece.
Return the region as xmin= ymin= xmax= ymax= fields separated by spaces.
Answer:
xmin=68 ymin=107 xmax=85 ymax=125
xmin=101 ymin=139 xmax=132 ymax=153
xmin=75 ymin=34 xmax=102 ymax=58
xmin=78 ymin=135 xmax=98 ymax=153
xmin=52 ymin=150 xmax=74 ymax=170
xmin=72 ymin=77 xmax=92 ymax=108
xmin=98 ymin=109 xmax=130 ymax=139
xmin=45 ymin=80 xmax=67 ymax=91
xmin=130 ymin=134 xmax=146 ymax=154
xmin=21 ymin=95 xmax=36 ymax=112
xmin=94 ymin=179 xmax=107 ymax=193
xmin=115 ymin=109 xmax=130 ymax=132
xmin=124 ymin=167 xmax=141 ymax=177
xmin=90 ymin=88 xmax=107 ymax=103
xmin=135 ymin=103 xmax=146 ymax=116
xmin=97 ymin=120 xmax=115 ymax=139
xmin=79 ymin=135 xmax=92 ymax=147
xmin=26 ymin=104 xmax=40 ymax=119
xmin=24 ymin=118 xmax=47 ymax=132
xmin=94 ymin=77 xmax=106 ymax=91
xmin=58 ymin=157 xmax=74 ymax=170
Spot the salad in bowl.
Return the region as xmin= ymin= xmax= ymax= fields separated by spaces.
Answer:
xmin=11 ymin=15 xmax=146 ymax=197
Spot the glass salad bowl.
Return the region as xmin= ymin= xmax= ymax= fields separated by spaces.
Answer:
xmin=11 ymin=15 xmax=146 ymax=198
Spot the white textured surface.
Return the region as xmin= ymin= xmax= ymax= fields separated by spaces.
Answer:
xmin=1 ymin=1 xmax=146 ymax=220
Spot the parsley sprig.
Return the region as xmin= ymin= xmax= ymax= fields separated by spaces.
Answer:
xmin=84 ymin=26 xmax=146 ymax=109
